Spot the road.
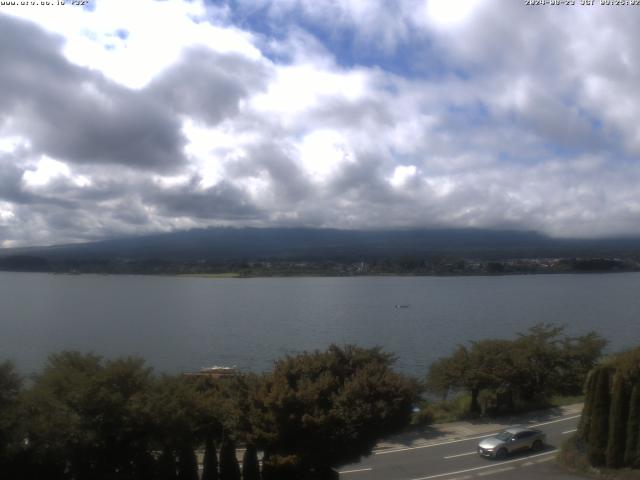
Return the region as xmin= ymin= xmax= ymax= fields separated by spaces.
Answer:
xmin=338 ymin=413 xmax=580 ymax=480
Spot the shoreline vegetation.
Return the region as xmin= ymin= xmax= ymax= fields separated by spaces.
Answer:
xmin=0 ymin=323 xmax=610 ymax=479
xmin=1 ymin=254 xmax=639 ymax=277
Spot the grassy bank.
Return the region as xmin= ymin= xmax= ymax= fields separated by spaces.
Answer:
xmin=411 ymin=394 xmax=585 ymax=427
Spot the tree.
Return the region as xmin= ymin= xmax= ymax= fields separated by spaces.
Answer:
xmin=427 ymin=324 xmax=606 ymax=418
xmin=157 ymin=449 xmax=179 ymax=480
xmin=587 ymin=367 xmax=612 ymax=466
xmin=512 ymin=323 xmax=565 ymax=401
xmin=242 ymin=444 xmax=260 ymax=480
xmin=425 ymin=346 xmax=468 ymax=401
xmin=624 ymin=385 xmax=640 ymax=467
xmin=578 ymin=346 xmax=640 ymax=469
xmin=20 ymin=351 xmax=156 ymax=480
xmin=577 ymin=369 xmax=597 ymax=441
xmin=606 ymin=372 xmax=630 ymax=467
xmin=219 ymin=437 xmax=241 ymax=480
xmin=253 ymin=345 xmax=419 ymax=475
xmin=426 ymin=340 xmax=518 ymax=415
xmin=559 ymin=332 xmax=607 ymax=395
xmin=178 ymin=446 xmax=199 ymax=480
xmin=20 ymin=351 xmax=104 ymax=479
xmin=202 ymin=436 xmax=219 ymax=480
xmin=0 ymin=360 xmax=22 ymax=474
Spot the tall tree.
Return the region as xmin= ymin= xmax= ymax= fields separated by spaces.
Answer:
xmin=157 ymin=449 xmax=179 ymax=480
xmin=577 ymin=369 xmax=597 ymax=441
xmin=512 ymin=323 xmax=565 ymax=401
xmin=242 ymin=444 xmax=260 ymax=480
xmin=559 ymin=332 xmax=607 ymax=395
xmin=253 ymin=345 xmax=419 ymax=475
xmin=587 ymin=367 xmax=612 ymax=466
xmin=219 ymin=437 xmax=241 ymax=480
xmin=0 ymin=361 xmax=22 ymax=474
xmin=624 ymin=385 xmax=640 ymax=467
xmin=178 ymin=446 xmax=199 ymax=480
xmin=606 ymin=373 xmax=630 ymax=467
xmin=202 ymin=436 xmax=219 ymax=480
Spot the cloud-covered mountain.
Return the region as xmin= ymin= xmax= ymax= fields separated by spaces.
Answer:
xmin=4 ymin=227 xmax=640 ymax=263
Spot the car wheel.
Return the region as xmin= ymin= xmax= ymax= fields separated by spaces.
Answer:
xmin=532 ymin=439 xmax=543 ymax=451
xmin=495 ymin=448 xmax=507 ymax=460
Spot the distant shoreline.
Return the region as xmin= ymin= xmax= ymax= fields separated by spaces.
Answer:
xmin=1 ymin=269 xmax=635 ymax=279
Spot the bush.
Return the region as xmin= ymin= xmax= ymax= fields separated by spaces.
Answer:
xmin=428 ymin=394 xmax=472 ymax=423
xmin=411 ymin=404 xmax=435 ymax=428
xmin=559 ymin=434 xmax=592 ymax=474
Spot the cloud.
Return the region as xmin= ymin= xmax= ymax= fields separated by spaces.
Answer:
xmin=148 ymin=46 xmax=272 ymax=126
xmin=2 ymin=1 xmax=640 ymax=247
xmin=0 ymin=14 xmax=186 ymax=172
xmin=145 ymin=176 xmax=261 ymax=220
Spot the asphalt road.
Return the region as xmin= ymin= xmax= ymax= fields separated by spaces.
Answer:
xmin=338 ymin=414 xmax=581 ymax=480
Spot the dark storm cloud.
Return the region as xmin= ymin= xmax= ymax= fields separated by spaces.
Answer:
xmin=0 ymin=15 xmax=186 ymax=171
xmin=327 ymin=152 xmax=396 ymax=205
xmin=0 ymin=150 xmax=70 ymax=208
xmin=0 ymin=157 xmax=33 ymax=205
xmin=148 ymin=46 xmax=271 ymax=125
xmin=145 ymin=177 xmax=261 ymax=220
xmin=226 ymin=141 xmax=312 ymax=205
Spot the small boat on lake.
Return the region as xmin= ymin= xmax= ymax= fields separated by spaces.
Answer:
xmin=395 ymin=304 xmax=410 ymax=309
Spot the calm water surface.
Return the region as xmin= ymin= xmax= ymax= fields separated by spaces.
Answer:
xmin=1 ymin=272 xmax=639 ymax=377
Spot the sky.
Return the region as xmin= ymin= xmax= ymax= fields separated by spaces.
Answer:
xmin=1 ymin=0 xmax=640 ymax=247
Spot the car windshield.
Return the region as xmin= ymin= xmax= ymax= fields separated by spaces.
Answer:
xmin=495 ymin=431 xmax=514 ymax=441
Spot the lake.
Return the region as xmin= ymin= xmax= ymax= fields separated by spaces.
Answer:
xmin=1 ymin=272 xmax=639 ymax=377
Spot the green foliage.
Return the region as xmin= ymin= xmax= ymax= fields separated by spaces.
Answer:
xmin=202 ymin=437 xmax=219 ymax=480
xmin=178 ymin=447 xmax=199 ymax=480
xmin=219 ymin=437 xmax=241 ymax=480
xmin=254 ymin=344 xmax=419 ymax=472
xmin=426 ymin=323 xmax=606 ymax=416
xmin=157 ymin=449 xmax=179 ymax=480
xmin=242 ymin=444 xmax=260 ymax=480
xmin=411 ymin=404 xmax=435 ymax=428
xmin=427 ymin=394 xmax=472 ymax=423
xmin=559 ymin=434 xmax=592 ymax=473
xmin=587 ymin=367 xmax=612 ymax=466
xmin=20 ymin=352 xmax=156 ymax=479
xmin=0 ymin=360 xmax=21 ymax=408
xmin=611 ymin=348 xmax=640 ymax=384
xmin=576 ymin=346 xmax=640 ymax=470
xmin=425 ymin=346 xmax=467 ymax=400
xmin=559 ymin=332 xmax=608 ymax=395
xmin=577 ymin=369 xmax=597 ymax=441
xmin=512 ymin=323 xmax=566 ymax=401
xmin=262 ymin=453 xmax=302 ymax=480
xmin=624 ymin=385 xmax=640 ymax=467
xmin=0 ymin=360 xmax=22 ymax=473
xmin=606 ymin=373 xmax=630 ymax=467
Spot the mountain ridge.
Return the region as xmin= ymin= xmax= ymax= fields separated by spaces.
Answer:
xmin=2 ymin=227 xmax=640 ymax=262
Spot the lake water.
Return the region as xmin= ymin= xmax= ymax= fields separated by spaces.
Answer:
xmin=1 ymin=272 xmax=639 ymax=377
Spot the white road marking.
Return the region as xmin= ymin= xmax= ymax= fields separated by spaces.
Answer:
xmin=562 ymin=429 xmax=577 ymax=434
xmin=444 ymin=451 xmax=476 ymax=459
xmin=375 ymin=434 xmax=494 ymax=455
xmin=409 ymin=450 xmax=557 ymax=480
xmin=377 ymin=414 xmax=580 ymax=456
xmin=477 ymin=466 xmax=515 ymax=476
xmin=339 ymin=467 xmax=373 ymax=474
xmin=448 ymin=476 xmax=473 ymax=480
xmin=521 ymin=462 xmax=534 ymax=466
xmin=531 ymin=415 xmax=581 ymax=427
